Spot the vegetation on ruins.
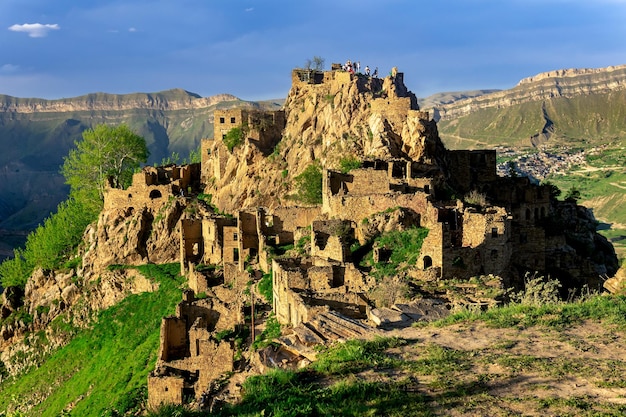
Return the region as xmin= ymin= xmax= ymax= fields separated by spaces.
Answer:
xmin=222 ymin=125 xmax=246 ymax=152
xmin=0 ymin=263 xmax=184 ymax=417
xmin=463 ymin=189 xmax=488 ymax=208
xmin=360 ymin=227 xmax=429 ymax=280
xmin=62 ymin=123 xmax=149 ymax=211
xmin=338 ymin=156 xmax=362 ymax=173
xmin=257 ymin=271 xmax=273 ymax=303
xmin=292 ymin=162 xmax=323 ymax=205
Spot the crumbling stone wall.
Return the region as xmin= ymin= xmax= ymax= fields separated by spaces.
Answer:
xmin=104 ymin=164 xmax=200 ymax=211
xmin=272 ymin=257 xmax=373 ymax=326
xmin=311 ymin=220 xmax=354 ymax=263
xmin=148 ymin=375 xmax=185 ymax=409
xmin=159 ymin=317 xmax=188 ymax=361
xmin=445 ymin=150 xmax=497 ymax=194
xmin=149 ymin=291 xmax=239 ymax=407
xmin=180 ymin=218 xmax=203 ymax=275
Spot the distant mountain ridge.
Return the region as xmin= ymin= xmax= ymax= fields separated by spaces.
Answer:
xmin=429 ymin=64 xmax=626 ymax=149
xmin=0 ymin=89 xmax=240 ymax=113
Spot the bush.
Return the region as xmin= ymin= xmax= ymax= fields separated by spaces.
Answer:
xmin=293 ymin=163 xmax=323 ymax=204
xmin=223 ymin=126 xmax=245 ymax=152
xmin=464 ymin=190 xmax=488 ymax=207
xmin=510 ymin=272 xmax=561 ymax=306
xmin=339 ymin=156 xmax=361 ymax=174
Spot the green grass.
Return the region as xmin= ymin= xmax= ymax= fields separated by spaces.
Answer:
xmin=361 ymin=227 xmax=429 ymax=280
xmin=435 ymin=294 xmax=626 ymax=330
xmin=257 ymin=271 xmax=273 ymax=303
xmin=0 ymin=263 xmax=184 ymax=417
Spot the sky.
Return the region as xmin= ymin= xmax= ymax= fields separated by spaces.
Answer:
xmin=1 ymin=0 xmax=625 ymax=101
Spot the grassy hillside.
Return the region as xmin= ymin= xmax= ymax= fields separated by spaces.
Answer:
xmin=438 ymin=91 xmax=626 ymax=150
xmin=0 ymin=263 xmax=184 ymax=416
xmin=545 ymin=142 xmax=626 ymax=262
xmin=5 ymin=264 xmax=626 ymax=416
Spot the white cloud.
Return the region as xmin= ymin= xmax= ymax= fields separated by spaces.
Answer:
xmin=0 ymin=64 xmax=19 ymax=73
xmin=8 ymin=23 xmax=60 ymax=38
xmin=128 ymin=27 xmax=137 ymax=32
xmin=245 ymin=7 xmax=254 ymax=12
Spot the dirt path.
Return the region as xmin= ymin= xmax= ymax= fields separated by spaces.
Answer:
xmin=379 ymin=320 xmax=626 ymax=415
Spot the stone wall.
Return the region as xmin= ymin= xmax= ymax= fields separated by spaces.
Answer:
xmin=148 ymin=375 xmax=185 ymax=409
xmin=311 ymin=220 xmax=353 ymax=262
xmin=180 ymin=219 xmax=203 ymax=275
xmin=272 ymin=257 xmax=373 ymax=327
xmin=159 ymin=317 xmax=188 ymax=361
xmin=446 ymin=150 xmax=497 ymax=194
xmin=104 ymin=164 xmax=200 ymax=211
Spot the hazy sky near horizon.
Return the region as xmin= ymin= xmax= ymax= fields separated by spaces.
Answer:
xmin=1 ymin=0 xmax=625 ymax=100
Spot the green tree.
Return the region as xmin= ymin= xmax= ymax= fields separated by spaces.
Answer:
xmin=565 ymin=186 xmax=581 ymax=202
xmin=223 ymin=126 xmax=245 ymax=152
xmin=61 ymin=124 xmax=149 ymax=211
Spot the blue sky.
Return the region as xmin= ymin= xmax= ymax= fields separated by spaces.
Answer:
xmin=1 ymin=0 xmax=625 ymax=100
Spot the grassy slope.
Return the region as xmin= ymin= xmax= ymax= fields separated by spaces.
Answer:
xmin=544 ymin=142 xmax=626 ymax=262
xmin=0 ymin=263 xmax=184 ymax=416
xmin=438 ymin=91 xmax=626 ymax=150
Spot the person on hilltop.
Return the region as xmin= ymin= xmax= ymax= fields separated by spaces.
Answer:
xmin=372 ymin=67 xmax=378 ymax=78
xmin=365 ymin=65 xmax=370 ymax=76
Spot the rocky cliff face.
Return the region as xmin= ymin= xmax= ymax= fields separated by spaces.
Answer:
xmin=205 ymin=71 xmax=444 ymax=213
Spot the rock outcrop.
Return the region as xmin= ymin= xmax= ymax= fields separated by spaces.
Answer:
xmin=204 ymin=70 xmax=444 ymax=214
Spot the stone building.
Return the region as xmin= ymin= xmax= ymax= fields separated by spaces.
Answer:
xmin=148 ymin=290 xmax=240 ymax=409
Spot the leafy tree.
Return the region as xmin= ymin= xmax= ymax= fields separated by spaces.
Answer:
xmin=223 ymin=126 xmax=245 ymax=152
xmin=293 ymin=163 xmax=323 ymax=204
xmin=61 ymin=124 xmax=149 ymax=211
xmin=565 ymin=186 xmax=581 ymax=202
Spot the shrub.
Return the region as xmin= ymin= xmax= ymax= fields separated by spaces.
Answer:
xmin=339 ymin=156 xmax=362 ymax=173
xmin=510 ymin=272 xmax=561 ymax=306
xmin=223 ymin=126 xmax=245 ymax=152
xmin=464 ymin=190 xmax=488 ymax=207
xmin=293 ymin=163 xmax=323 ymax=204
